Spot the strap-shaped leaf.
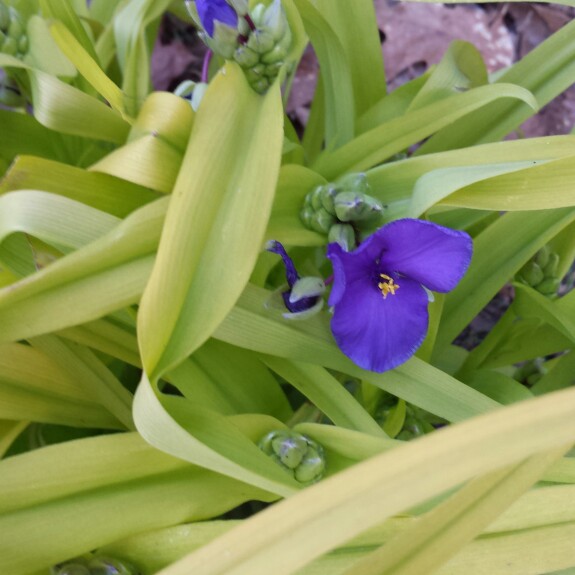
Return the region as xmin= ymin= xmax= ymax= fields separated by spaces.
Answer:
xmin=138 ymin=63 xmax=283 ymax=379
xmin=313 ymin=83 xmax=537 ymax=180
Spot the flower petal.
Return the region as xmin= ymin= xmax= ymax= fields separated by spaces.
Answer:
xmin=196 ymin=0 xmax=238 ymax=37
xmin=266 ymin=240 xmax=299 ymax=287
xmin=327 ymin=241 xmax=374 ymax=306
xmin=377 ymin=219 xmax=473 ymax=293
xmin=330 ymin=269 xmax=429 ymax=373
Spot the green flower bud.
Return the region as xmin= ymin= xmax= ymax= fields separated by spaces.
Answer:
xmin=259 ymin=430 xmax=326 ymax=485
xmin=309 ymin=185 xmax=326 ymax=211
xmin=1 ymin=34 xmax=17 ymax=55
xmin=289 ymin=276 xmax=325 ymax=303
xmin=518 ymin=261 xmax=544 ymax=287
xmin=249 ymin=3 xmax=266 ymax=24
xmin=233 ymin=45 xmax=259 ymax=68
xmin=299 ymin=206 xmax=314 ymax=229
xmin=334 ymin=191 xmax=384 ymax=223
xmin=247 ymin=29 xmax=275 ymax=54
xmin=543 ymin=252 xmax=559 ymax=278
xmin=264 ymin=62 xmax=283 ymax=78
xmin=309 ymin=207 xmax=336 ymax=234
xmin=261 ymin=44 xmax=287 ymax=64
xmin=328 ymin=223 xmax=356 ymax=252
xmin=534 ymin=245 xmax=551 ymax=269
xmin=536 ymin=277 xmax=560 ymax=296
xmin=0 ymin=5 xmax=27 ymax=58
xmin=262 ymin=0 xmax=287 ymax=41
xmin=336 ymin=172 xmax=371 ymax=196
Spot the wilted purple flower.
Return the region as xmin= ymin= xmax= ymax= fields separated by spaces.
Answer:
xmin=196 ymin=0 xmax=238 ymax=37
xmin=327 ymin=219 xmax=472 ymax=372
xmin=267 ymin=240 xmax=325 ymax=319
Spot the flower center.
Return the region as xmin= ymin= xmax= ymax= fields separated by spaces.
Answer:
xmin=378 ymin=273 xmax=400 ymax=299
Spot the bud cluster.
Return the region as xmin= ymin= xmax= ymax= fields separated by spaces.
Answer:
xmin=300 ymin=173 xmax=385 ymax=251
xmin=259 ymin=429 xmax=326 ymax=485
xmin=516 ymin=245 xmax=561 ymax=297
xmin=0 ymin=2 xmax=28 ymax=58
xmin=189 ymin=0 xmax=292 ymax=94
xmin=52 ymin=555 xmax=139 ymax=575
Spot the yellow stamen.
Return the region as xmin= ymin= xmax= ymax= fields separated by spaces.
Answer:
xmin=378 ymin=273 xmax=400 ymax=299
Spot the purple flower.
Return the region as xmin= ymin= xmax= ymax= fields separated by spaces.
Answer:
xmin=327 ymin=219 xmax=472 ymax=373
xmin=196 ymin=0 xmax=238 ymax=37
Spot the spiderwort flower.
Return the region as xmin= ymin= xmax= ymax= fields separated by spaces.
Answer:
xmin=266 ymin=240 xmax=325 ymax=320
xmin=327 ymin=219 xmax=472 ymax=373
xmin=195 ymin=0 xmax=239 ymax=37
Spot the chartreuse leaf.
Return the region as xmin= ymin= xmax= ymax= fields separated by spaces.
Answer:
xmin=30 ymin=335 xmax=134 ymax=430
xmin=435 ymin=208 xmax=575 ymax=354
xmin=57 ymin=318 xmax=142 ymax=367
xmin=0 ymin=190 xmax=120 ymax=253
xmin=0 ymin=197 xmax=167 ymax=343
xmin=25 ymin=15 xmax=77 ymax=77
xmin=514 ymin=283 xmax=575 ymax=343
xmin=0 ymin=108 xmax=81 ymax=165
xmin=312 ymin=0 xmax=385 ymax=117
xmin=0 ymin=342 xmax=121 ymax=428
xmin=368 ymin=135 xmax=575 ymax=206
xmin=407 ymin=41 xmax=487 ymax=112
xmin=416 ymin=18 xmax=575 ymax=152
xmin=0 ymin=156 xmax=159 ymax=217
xmin=409 ymin=160 xmax=549 ymax=217
xmin=150 ymin=386 xmax=575 ymax=575
xmin=0 ymin=55 xmax=130 ymax=143
xmin=40 ymin=0 xmax=99 ymax=62
xmin=292 ymin=0 xmax=354 ymax=148
xmin=137 ymin=63 xmax=283 ymax=378
xmin=313 ymin=83 xmax=537 ymax=180
xmin=0 ymin=433 xmax=273 ymax=575
xmin=411 ymin=154 xmax=575 ymax=216
xmin=171 ymin=340 xmax=292 ymax=420
xmin=358 ymin=75 xmax=428 ymax=135
xmin=0 ymin=419 xmax=27 ymax=458
xmin=113 ymin=0 xmax=174 ymax=115
xmin=0 ymin=190 xmax=119 ymax=276
xmin=261 ymin=356 xmax=385 ymax=436
xmin=467 ymin=370 xmax=533 ymax=405
xmin=48 ymin=20 xmax=127 ymax=116
xmin=90 ymin=92 xmax=194 ymax=193
xmin=341 ymin=448 xmax=568 ymax=575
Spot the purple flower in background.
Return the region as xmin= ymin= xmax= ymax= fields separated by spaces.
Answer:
xmin=327 ymin=219 xmax=472 ymax=373
xmin=196 ymin=0 xmax=238 ymax=37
